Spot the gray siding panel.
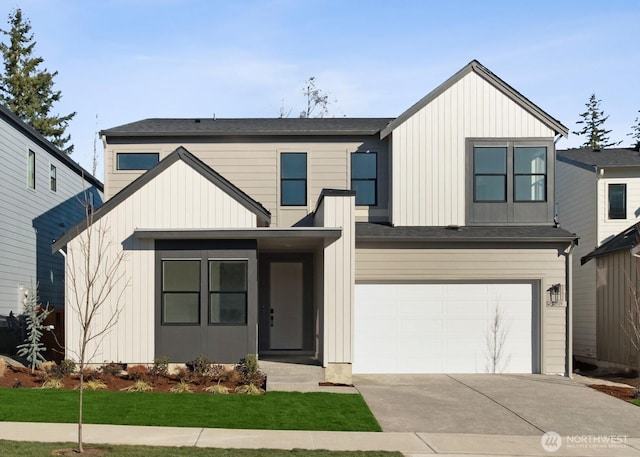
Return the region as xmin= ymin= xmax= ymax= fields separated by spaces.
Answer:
xmin=0 ymin=117 xmax=102 ymax=315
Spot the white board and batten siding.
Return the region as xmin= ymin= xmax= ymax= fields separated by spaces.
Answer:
xmin=314 ymin=193 xmax=355 ymax=366
xmin=555 ymin=161 xmax=598 ymax=359
xmin=0 ymin=117 xmax=101 ymax=315
xmin=65 ymin=159 xmax=257 ymax=364
xmin=597 ymin=171 xmax=640 ymax=245
xmin=355 ymin=247 xmax=567 ymax=375
xmin=391 ymin=71 xmax=555 ymax=227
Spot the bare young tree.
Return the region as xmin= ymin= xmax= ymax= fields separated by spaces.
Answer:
xmin=65 ymin=190 xmax=128 ymax=453
xmin=487 ymin=303 xmax=510 ymax=373
xmin=300 ymin=76 xmax=335 ymax=118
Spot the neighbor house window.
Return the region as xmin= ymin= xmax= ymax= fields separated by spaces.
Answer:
xmin=50 ymin=164 xmax=57 ymax=192
xmin=608 ymin=184 xmax=626 ymax=219
xmin=351 ymin=152 xmax=377 ymax=205
xmin=162 ymin=260 xmax=200 ymax=325
xmin=209 ymin=260 xmax=247 ymax=324
xmin=474 ymin=147 xmax=506 ymax=202
xmin=27 ymin=150 xmax=35 ymax=189
xmin=280 ymin=153 xmax=307 ymax=206
xmin=116 ymin=152 xmax=159 ymax=170
xmin=514 ymin=147 xmax=546 ymax=201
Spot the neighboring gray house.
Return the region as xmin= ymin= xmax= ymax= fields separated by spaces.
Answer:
xmin=556 ymin=147 xmax=640 ymax=365
xmin=54 ymin=60 xmax=576 ymax=382
xmin=0 ymin=103 xmax=103 ymax=316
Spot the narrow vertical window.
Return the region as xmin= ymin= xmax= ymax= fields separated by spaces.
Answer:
xmin=514 ymin=147 xmax=546 ymax=202
xmin=209 ymin=260 xmax=248 ymax=324
xmin=474 ymin=147 xmax=506 ymax=202
xmin=50 ymin=164 xmax=57 ymax=192
xmin=351 ymin=152 xmax=377 ymax=205
xmin=280 ymin=153 xmax=307 ymax=206
xmin=162 ymin=260 xmax=200 ymax=325
xmin=28 ymin=150 xmax=35 ymax=189
xmin=608 ymin=184 xmax=626 ymax=219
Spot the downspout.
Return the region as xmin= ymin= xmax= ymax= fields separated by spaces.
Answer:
xmin=565 ymin=240 xmax=576 ymax=378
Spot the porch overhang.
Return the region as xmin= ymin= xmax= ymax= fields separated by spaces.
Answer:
xmin=134 ymin=227 xmax=342 ymax=250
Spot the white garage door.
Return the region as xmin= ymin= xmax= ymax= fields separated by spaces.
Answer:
xmin=354 ymin=283 xmax=536 ymax=374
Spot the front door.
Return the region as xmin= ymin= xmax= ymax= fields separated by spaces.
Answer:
xmin=269 ymin=262 xmax=303 ymax=349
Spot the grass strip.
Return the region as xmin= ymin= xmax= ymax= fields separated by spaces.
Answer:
xmin=0 ymin=440 xmax=401 ymax=457
xmin=0 ymin=390 xmax=381 ymax=431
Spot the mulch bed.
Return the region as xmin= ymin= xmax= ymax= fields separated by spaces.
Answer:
xmin=589 ymin=384 xmax=638 ymax=401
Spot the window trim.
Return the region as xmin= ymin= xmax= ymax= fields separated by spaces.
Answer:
xmin=50 ymin=164 xmax=57 ymax=192
xmin=608 ymin=183 xmax=627 ymax=220
xmin=280 ymin=152 xmax=307 ymax=206
xmin=208 ymin=259 xmax=248 ymax=326
xmin=27 ymin=150 xmax=35 ymax=189
xmin=351 ymin=151 xmax=378 ymax=206
xmin=116 ymin=152 xmax=160 ymax=171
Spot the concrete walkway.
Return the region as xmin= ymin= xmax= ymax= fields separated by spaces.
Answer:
xmin=2 ymin=422 xmax=640 ymax=456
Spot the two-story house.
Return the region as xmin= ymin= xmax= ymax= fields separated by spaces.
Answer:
xmin=53 ymin=61 xmax=576 ymax=382
xmin=556 ymin=147 xmax=640 ymax=367
xmin=0 ymin=103 xmax=103 ymax=317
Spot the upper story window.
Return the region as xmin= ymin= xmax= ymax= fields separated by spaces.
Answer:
xmin=514 ymin=147 xmax=546 ymax=202
xmin=50 ymin=164 xmax=57 ymax=192
xmin=466 ymin=139 xmax=554 ymax=225
xmin=116 ymin=152 xmax=159 ymax=170
xmin=27 ymin=150 xmax=35 ymax=189
xmin=351 ymin=152 xmax=377 ymax=206
xmin=280 ymin=153 xmax=307 ymax=206
xmin=608 ymin=183 xmax=626 ymax=219
xmin=474 ymin=147 xmax=506 ymax=202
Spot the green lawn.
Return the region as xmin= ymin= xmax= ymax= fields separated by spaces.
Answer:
xmin=0 ymin=390 xmax=381 ymax=431
xmin=0 ymin=441 xmax=401 ymax=457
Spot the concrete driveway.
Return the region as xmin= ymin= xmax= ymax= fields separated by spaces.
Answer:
xmin=353 ymin=374 xmax=640 ymax=437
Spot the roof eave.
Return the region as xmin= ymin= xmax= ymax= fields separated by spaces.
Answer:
xmin=356 ymin=235 xmax=577 ymax=244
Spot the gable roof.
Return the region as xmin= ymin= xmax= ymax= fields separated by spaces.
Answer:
xmin=52 ymin=146 xmax=270 ymax=252
xmin=101 ymin=117 xmax=394 ymax=138
xmin=557 ymin=148 xmax=640 ymax=171
xmin=581 ymin=223 xmax=640 ymax=265
xmin=0 ymin=103 xmax=103 ymax=191
xmin=380 ymin=60 xmax=568 ymax=139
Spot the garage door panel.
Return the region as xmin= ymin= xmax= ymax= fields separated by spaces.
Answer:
xmin=354 ymin=283 xmax=535 ymax=374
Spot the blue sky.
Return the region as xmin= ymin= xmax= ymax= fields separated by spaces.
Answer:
xmin=7 ymin=0 xmax=640 ymax=180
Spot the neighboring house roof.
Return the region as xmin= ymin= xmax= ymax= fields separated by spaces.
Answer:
xmin=557 ymin=148 xmax=640 ymax=171
xmin=100 ymin=117 xmax=394 ymax=138
xmin=380 ymin=60 xmax=568 ymax=139
xmin=52 ymin=146 xmax=271 ymax=252
xmin=581 ymin=223 xmax=640 ymax=265
xmin=356 ymin=222 xmax=577 ymax=243
xmin=0 ymin=103 xmax=103 ymax=191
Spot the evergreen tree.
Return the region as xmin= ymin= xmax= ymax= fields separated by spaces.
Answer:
xmin=573 ymin=93 xmax=620 ymax=150
xmin=16 ymin=283 xmax=51 ymax=372
xmin=630 ymin=110 xmax=640 ymax=150
xmin=0 ymin=9 xmax=75 ymax=153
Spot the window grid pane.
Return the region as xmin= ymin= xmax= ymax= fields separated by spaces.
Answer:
xmin=352 ymin=180 xmax=376 ymax=205
xmin=609 ymin=184 xmax=626 ymax=219
xmin=515 ymin=175 xmax=546 ymax=201
xmin=117 ymin=153 xmax=159 ymax=170
xmin=163 ymin=293 xmax=200 ymax=324
xmin=209 ymin=292 xmax=247 ymax=324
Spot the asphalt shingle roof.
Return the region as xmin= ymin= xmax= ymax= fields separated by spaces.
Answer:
xmin=101 ymin=118 xmax=394 ymax=137
xmin=581 ymin=223 xmax=640 ymax=265
xmin=557 ymin=148 xmax=640 ymax=169
xmin=356 ymin=223 xmax=576 ymax=243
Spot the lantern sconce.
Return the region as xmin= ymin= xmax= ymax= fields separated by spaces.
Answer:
xmin=547 ymin=283 xmax=564 ymax=307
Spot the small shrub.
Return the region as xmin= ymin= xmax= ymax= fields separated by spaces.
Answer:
xmin=209 ymin=363 xmax=225 ymax=380
xmin=76 ymin=380 xmax=107 ymax=391
xmin=58 ymin=359 xmax=76 ymax=376
xmin=40 ymin=361 xmax=57 ymax=374
xmin=204 ymin=381 xmax=229 ymax=394
xmin=173 ymin=366 xmax=191 ymax=382
xmin=126 ymin=365 xmax=148 ymax=381
xmin=234 ymin=383 xmax=264 ymax=395
xmin=236 ymin=353 xmax=265 ymax=387
xmin=149 ymin=357 xmax=169 ymax=377
xmin=100 ymin=361 xmax=126 ymax=376
xmin=218 ymin=368 xmax=242 ymax=383
xmin=0 ymin=358 xmax=7 ymax=378
xmin=41 ymin=378 xmax=63 ymax=389
xmin=170 ymin=380 xmax=193 ymax=393
xmin=82 ymin=368 xmax=102 ymax=381
xmin=187 ymin=354 xmax=212 ymax=377
xmin=121 ymin=380 xmax=153 ymax=392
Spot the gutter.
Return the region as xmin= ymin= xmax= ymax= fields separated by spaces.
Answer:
xmin=565 ymin=240 xmax=576 ymax=378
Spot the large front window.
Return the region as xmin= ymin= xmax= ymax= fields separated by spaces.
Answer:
xmin=351 ymin=152 xmax=377 ymax=205
xmin=608 ymin=184 xmax=626 ymax=219
xmin=209 ymin=260 xmax=248 ymax=324
xmin=280 ymin=153 xmax=307 ymax=206
xmin=162 ymin=260 xmax=200 ymax=325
